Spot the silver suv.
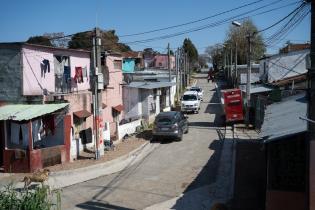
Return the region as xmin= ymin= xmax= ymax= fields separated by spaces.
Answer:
xmin=181 ymin=91 xmax=201 ymax=114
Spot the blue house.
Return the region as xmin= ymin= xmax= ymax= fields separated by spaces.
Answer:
xmin=122 ymin=51 xmax=143 ymax=73
xmin=123 ymin=58 xmax=136 ymax=73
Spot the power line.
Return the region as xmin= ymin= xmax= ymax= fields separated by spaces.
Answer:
xmin=258 ymin=1 xmax=306 ymax=33
xmin=122 ymin=0 xmax=301 ymax=45
xmin=118 ymin=0 xmax=265 ymax=37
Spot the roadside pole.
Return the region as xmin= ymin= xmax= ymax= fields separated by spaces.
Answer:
xmin=230 ymin=47 xmax=233 ymax=86
xmin=168 ymin=43 xmax=172 ymax=109
xmin=308 ymin=0 xmax=314 ymax=209
xmin=92 ymin=28 xmax=101 ymax=160
xmin=235 ymin=42 xmax=238 ymax=87
xmin=245 ymin=33 xmax=252 ymax=127
xmin=176 ymin=48 xmax=179 ymax=103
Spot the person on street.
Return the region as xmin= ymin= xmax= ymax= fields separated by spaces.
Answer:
xmin=208 ymin=68 xmax=214 ymax=83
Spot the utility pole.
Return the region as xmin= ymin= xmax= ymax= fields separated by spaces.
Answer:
xmin=92 ymin=28 xmax=101 ymax=160
xmin=235 ymin=42 xmax=238 ymax=87
xmin=230 ymin=47 xmax=233 ymax=87
xmin=308 ymin=0 xmax=314 ymax=209
xmin=179 ymin=48 xmax=182 ymax=94
xmin=168 ymin=43 xmax=172 ymax=108
xmin=183 ymin=51 xmax=186 ymax=89
xmin=245 ymin=33 xmax=252 ymax=127
xmin=176 ymin=48 xmax=179 ymax=102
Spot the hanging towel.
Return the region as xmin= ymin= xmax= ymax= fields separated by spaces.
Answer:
xmin=64 ymin=66 xmax=71 ymax=83
xmin=82 ymin=66 xmax=88 ymax=78
xmin=74 ymin=67 xmax=83 ymax=83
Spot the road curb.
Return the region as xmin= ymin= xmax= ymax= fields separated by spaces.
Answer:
xmin=8 ymin=141 xmax=155 ymax=189
xmin=49 ymin=141 xmax=155 ymax=189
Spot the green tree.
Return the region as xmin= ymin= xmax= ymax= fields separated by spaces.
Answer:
xmin=26 ymin=36 xmax=53 ymax=46
xmin=226 ymin=19 xmax=266 ymax=64
xmin=68 ymin=29 xmax=131 ymax=52
xmin=205 ymin=44 xmax=224 ymax=71
xmin=182 ymin=38 xmax=199 ymax=65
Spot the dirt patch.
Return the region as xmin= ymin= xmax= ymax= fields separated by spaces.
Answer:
xmin=47 ymin=137 xmax=147 ymax=172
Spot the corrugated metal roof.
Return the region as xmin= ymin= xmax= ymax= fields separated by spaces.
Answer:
xmin=126 ymin=81 xmax=175 ymax=89
xmin=240 ymin=73 xmax=260 ymax=84
xmin=260 ymin=93 xmax=307 ymax=143
xmin=0 ymin=103 xmax=69 ymax=121
xmin=239 ymin=84 xmax=273 ymax=94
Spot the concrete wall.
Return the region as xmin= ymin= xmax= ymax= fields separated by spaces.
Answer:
xmin=117 ymin=119 xmax=142 ymax=140
xmin=123 ymin=87 xmax=142 ymax=120
xmin=0 ymin=45 xmax=23 ymax=102
xmin=21 ymin=45 xmax=91 ymax=96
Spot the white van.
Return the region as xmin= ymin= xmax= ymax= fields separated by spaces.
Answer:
xmin=181 ymin=91 xmax=201 ymax=114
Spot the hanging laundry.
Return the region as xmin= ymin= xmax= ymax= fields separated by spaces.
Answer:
xmin=64 ymin=66 xmax=71 ymax=83
xmin=74 ymin=67 xmax=83 ymax=83
xmin=82 ymin=66 xmax=88 ymax=80
xmin=42 ymin=115 xmax=55 ymax=136
xmin=40 ymin=59 xmax=50 ymax=78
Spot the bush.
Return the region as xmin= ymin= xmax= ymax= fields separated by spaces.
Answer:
xmin=0 ymin=184 xmax=61 ymax=210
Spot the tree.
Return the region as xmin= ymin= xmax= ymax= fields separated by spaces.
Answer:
xmin=226 ymin=19 xmax=265 ymax=64
xmin=205 ymin=44 xmax=224 ymax=71
xmin=26 ymin=36 xmax=52 ymax=46
xmin=43 ymin=32 xmax=70 ymax=48
xmin=182 ymin=38 xmax=198 ymax=65
xmin=68 ymin=29 xmax=132 ymax=52
xmin=198 ymin=54 xmax=210 ymax=68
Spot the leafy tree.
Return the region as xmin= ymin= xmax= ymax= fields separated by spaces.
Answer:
xmin=198 ymin=54 xmax=210 ymax=68
xmin=182 ymin=38 xmax=198 ymax=65
xmin=205 ymin=44 xmax=224 ymax=71
xmin=226 ymin=19 xmax=265 ymax=64
xmin=26 ymin=36 xmax=53 ymax=46
xmin=68 ymin=29 xmax=132 ymax=52
xmin=43 ymin=32 xmax=70 ymax=48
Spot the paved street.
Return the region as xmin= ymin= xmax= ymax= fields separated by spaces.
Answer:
xmin=61 ymin=74 xmax=225 ymax=210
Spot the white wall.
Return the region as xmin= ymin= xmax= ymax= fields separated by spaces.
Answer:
xmin=260 ymin=49 xmax=309 ymax=83
xmin=117 ymin=119 xmax=142 ymax=140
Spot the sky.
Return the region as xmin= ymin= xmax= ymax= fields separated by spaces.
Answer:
xmin=0 ymin=0 xmax=310 ymax=54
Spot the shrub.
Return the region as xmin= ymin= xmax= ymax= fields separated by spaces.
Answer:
xmin=0 ymin=184 xmax=61 ymax=210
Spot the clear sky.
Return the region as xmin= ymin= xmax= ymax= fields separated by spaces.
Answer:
xmin=0 ymin=0 xmax=310 ymax=54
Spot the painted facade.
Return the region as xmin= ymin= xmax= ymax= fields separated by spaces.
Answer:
xmin=101 ymin=55 xmax=124 ymax=140
xmin=154 ymin=55 xmax=176 ymax=70
xmin=122 ymin=58 xmax=136 ymax=73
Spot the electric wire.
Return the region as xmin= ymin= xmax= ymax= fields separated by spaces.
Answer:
xmin=118 ymin=0 xmax=266 ymax=37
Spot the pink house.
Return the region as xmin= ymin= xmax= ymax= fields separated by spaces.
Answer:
xmin=154 ymin=54 xmax=175 ymax=70
xmin=101 ymin=54 xmax=124 ymax=140
xmin=0 ymin=43 xmax=94 ymax=171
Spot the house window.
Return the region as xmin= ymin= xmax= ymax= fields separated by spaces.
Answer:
xmin=113 ymin=60 xmax=122 ymax=70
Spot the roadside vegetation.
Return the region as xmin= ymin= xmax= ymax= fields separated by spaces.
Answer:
xmin=0 ymin=184 xmax=61 ymax=210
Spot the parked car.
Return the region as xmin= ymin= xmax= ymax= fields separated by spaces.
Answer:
xmin=152 ymin=111 xmax=189 ymax=141
xmin=181 ymin=91 xmax=201 ymax=114
xmin=189 ymin=86 xmax=204 ymax=101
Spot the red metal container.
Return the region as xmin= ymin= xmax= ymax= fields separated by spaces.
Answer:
xmin=221 ymin=89 xmax=244 ymax=123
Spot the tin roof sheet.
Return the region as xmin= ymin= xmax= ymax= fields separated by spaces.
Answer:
xmin=127 ymin=81 xmax=175 ymax=89
xmin=0 ymin=103 xmax=69 ymax=121
xmin=260 ymin=93 xmax=307 ymax=143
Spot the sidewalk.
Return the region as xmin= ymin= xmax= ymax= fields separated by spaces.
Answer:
xmin=0 ymin=135 xmax=157 ymax=190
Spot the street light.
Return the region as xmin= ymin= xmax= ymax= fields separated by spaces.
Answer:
xmin=232 ymin=21 xmax=241 ymax=87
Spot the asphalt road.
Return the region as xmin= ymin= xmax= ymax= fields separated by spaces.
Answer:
xmin=61 ymin=74 xmax=224 ymax=210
